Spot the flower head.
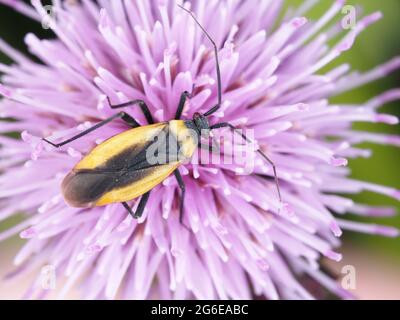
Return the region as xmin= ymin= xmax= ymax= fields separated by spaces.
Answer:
xmin=0 ymin=0 xmax=399 ymax=299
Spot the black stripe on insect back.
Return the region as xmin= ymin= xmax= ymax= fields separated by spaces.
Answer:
xmin=63 ymin=124 xmax=186 ymax=206
xmin=95 ymin=125 xmax=182 ymax=174
xmin=63 ymin=164 xmax=168 ymax=207
xmin=81 ymin=124 xmax=181 ymax=174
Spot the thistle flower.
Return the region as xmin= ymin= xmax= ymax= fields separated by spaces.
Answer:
xmin=0 ymin=0 xmax=399 ymax=300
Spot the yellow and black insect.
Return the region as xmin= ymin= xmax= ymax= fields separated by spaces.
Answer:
xmin=43 ymin=6 xmax=282 ymax=224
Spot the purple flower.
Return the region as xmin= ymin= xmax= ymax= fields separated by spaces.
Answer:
xmin=0 ymin=0 xmax=399 ymax=299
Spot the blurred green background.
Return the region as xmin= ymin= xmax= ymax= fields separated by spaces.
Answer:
xmin=0 ymin=0 xmax=399 ymax=298
xmin=289 ymin=0 xmax=400 ymax=258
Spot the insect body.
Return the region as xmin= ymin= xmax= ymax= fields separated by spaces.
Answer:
xmin=43 ymin=6 xmax=282 ymax=224
xmin=62 ymin=120 xmax=199 ymax=209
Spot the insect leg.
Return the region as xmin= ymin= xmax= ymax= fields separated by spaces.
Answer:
xmin=175 ymin=83 xmax=196 ymax=120
xmin=106 ymin=97 xmax=154 ymax=124
xmin=122 ymin=191 xmax=151 ymax=219
xmin=42 ymin=112 xmax=140 ymax=148
xmin=175 ymin=91 xmax=191 ymax=120
xmin=121 ymin=113 xmax=141 ymax=128
xmin=173 ymin=170 xmax=186 ymax=225
xmin=210 ymin=122 xmax=282 ymax=203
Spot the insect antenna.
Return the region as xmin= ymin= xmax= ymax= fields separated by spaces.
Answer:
xmin=180 ymin=4 xmax=284 ymax=211
xmin=178 ymin=4 xmax=222 ymax=116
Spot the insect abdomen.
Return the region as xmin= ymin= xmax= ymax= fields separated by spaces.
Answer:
xmin=62 ymin=164 xmax=180 ymax=207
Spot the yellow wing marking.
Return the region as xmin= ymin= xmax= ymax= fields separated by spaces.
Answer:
xmin=95 ymin=162 xmax=180 ymax=205
xmin=75 ymin=122 xmax=167 ymax=170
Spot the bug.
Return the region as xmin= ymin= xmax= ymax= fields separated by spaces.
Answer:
xmin=43 ymin=5 xmax=282 ymax=225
